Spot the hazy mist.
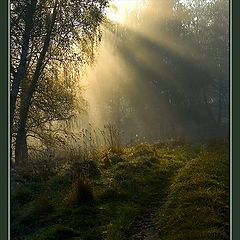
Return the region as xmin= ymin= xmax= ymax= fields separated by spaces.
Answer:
xmin=73 ymin=0 xmax=229 ymax=144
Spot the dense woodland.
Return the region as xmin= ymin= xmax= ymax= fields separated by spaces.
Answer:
xmin=11 ymin=0 xmax=229 ymax=239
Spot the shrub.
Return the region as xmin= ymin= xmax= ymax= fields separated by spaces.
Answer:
xmin=67 ymin=177 xmax=94 ymax=205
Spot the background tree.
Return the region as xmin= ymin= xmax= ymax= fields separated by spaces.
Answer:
xmin=87 ymin=0 xmax=229 ymax=141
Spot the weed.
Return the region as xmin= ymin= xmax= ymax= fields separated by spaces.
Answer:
xmin=67 ymin=177 xmax=94 ymax=205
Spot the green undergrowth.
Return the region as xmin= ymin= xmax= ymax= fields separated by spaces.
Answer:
xmin=11 ymin=139 xmax=229 ymax=240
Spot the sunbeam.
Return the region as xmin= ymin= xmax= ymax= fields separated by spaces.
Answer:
xmin=76 ymin=0 xmax=229 ymax=142
xmin=105 ymin=0 xmax=147 ymax=23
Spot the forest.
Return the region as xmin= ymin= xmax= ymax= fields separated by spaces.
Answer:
xmin=11 ymin=0 xmax=229 ymax=239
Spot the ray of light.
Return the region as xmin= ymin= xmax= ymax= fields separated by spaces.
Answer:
xmin=105 ymin=0 xmax=147 ymax=23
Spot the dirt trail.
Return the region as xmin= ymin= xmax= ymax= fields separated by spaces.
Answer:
xmin=141 ymin=207 xmax=160 ymax=240
xmin=132 ymin=195 xmax=168 ymax=240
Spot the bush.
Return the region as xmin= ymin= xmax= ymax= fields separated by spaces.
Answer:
xmin=67 ymin=177 xmax=94 ymax=205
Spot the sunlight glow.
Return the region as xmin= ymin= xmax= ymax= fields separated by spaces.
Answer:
xmin=105 ymin=0 xmax=147 ymax=23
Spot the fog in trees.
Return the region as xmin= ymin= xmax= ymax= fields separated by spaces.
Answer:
xmin=76 ymin=0 xmax=229 ymax=144
xmin=10 ymin=0 xmax=229 ymax=162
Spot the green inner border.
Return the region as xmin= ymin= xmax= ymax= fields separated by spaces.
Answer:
xmin=0 ymin=0 xmax=8 ymax=238
xmin=232 ymin=0 xmax=239 ymax=239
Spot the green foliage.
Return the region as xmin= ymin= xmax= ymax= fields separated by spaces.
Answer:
xmin=10 ymin=0 xmax=109 ymax=164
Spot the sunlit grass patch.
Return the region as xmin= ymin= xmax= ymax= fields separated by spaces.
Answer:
xmin=158 ymin=140 xmax=229 ymax=240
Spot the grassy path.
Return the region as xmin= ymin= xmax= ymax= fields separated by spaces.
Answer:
xmin=158 ymin=140 xmax=229 ymax=240
xmin=141 ymin=207 xmax=162 ymax=240
xmin=11 ymin=139 xmax=229 ymax=240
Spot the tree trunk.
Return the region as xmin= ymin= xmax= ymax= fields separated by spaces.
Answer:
xmin=15 ymin=1 xmax=58 ymax=164
xmin=15 ymin=126 xmax=28 ymax=165
xmin=10 ymin=0 xmax=37 ymax=163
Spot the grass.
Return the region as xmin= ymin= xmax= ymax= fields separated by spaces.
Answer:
xmin=11 ymin=139 xmax=229 ymax=240
xmin=158 ymin=140 xmax=229 ymax=240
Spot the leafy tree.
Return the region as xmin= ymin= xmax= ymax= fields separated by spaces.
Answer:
xmin=10 ymin=0 xmax=109 ymax=164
